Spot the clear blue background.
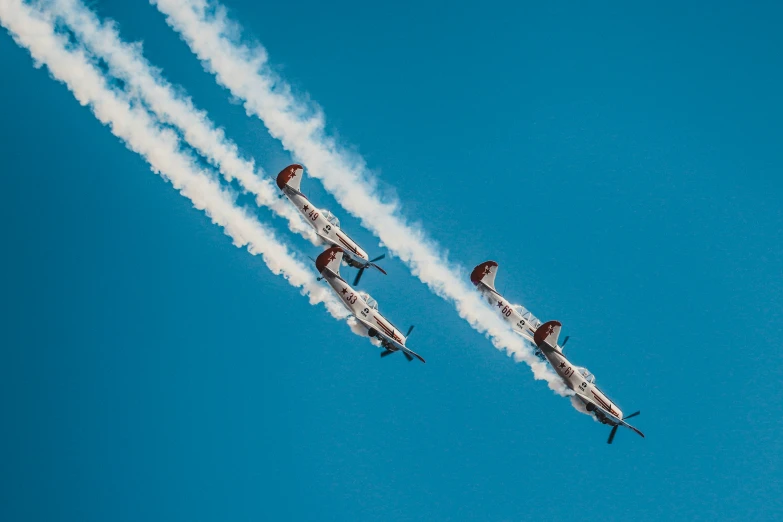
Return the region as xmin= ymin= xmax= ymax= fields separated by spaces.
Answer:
xmin=1 ymin=1 xmax=781 ymax=520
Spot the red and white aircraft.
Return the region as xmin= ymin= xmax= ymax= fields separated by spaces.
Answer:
xmin=471 ymin=261 xmax=644 ymax=444
xmin=277 ymin=164 xmax=386 ymax=285
xmin=316 ymin=246 xmax=425 ymax=363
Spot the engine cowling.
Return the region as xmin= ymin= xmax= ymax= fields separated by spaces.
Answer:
xmin=585 ymin=403 xmax=596 ymax=412
xmin=367 ymin=328 xmax=378 ymax=338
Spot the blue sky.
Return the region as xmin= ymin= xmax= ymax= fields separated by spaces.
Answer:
xmin=1 ymin=1 xmax=782 ymax=520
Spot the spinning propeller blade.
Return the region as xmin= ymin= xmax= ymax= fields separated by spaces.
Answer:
xmin=406 ymin=325 xmax=415 ymax=337
xmin=561 ymin=335 xmax=570 ymax=348
xmin=355 ymin=255 xmax=387 ymax=285
xmin=370 ymin=255 xmax=387 ymax=275
xmin=380 ymin=349 xmax=394 ymax=358
xmin=607 ymin=411 xmax=641 ymax=444
xmin=403 ymin=351 xmax=414 ymax=362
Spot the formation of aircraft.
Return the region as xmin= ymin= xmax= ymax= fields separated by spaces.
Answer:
xmin=277 ymin=163 xmax=642 ymax=441
xmin=471 ymin=261 xmax=644 ymax=444
xmin=277 ymin=164 xmax=387 ymax=285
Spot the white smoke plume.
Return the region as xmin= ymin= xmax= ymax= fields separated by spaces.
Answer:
xmin=39 ymin=0 xmax=318 ymax=245
xmin=152 ymin=0 xmax=569 ymax=395
xmin=0 ymin=0 xmax=348 ymax=321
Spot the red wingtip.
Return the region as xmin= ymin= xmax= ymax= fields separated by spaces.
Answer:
xmin=315 ymin=246 xmax=343 ymax=273
xmin=470 ymin=261 xmax=498 ymax=286
xmin=276 ymin=163 xmax=304 ymax=190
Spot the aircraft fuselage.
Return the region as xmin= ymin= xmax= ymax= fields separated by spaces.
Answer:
xmin=477 ymin=284 xmax=623 ymax=423
xmin=282 ymin=187 xmax=369 ymax=267
xmin=321 ymin=271 xmax=407 ymax=348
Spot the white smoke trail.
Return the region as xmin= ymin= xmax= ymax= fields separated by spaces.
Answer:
xmin=152 ymin=0 xmax=569 ymax=394
xmin=39 ymin=0 xmax=318 ymax=245
xmin=0 ymin=0 xmax=348 ymax=321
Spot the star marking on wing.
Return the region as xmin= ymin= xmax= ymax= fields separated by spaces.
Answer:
xmin=303 ymin=204 xmax=310 ymax=211
xmin=497 ymin=301 xmax=503 ymax=308
xmin=341 ymin=288 xmax=348 ymax=294
xmin=559 ymin=362 xmax=566 ymax=368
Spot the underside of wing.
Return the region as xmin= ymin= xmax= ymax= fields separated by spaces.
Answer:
xmin=513 ymin=327 xmax=536 ymax=344
xmin=574 ymin=392 xmax=622 ymax=424
xmin=283 ymin=185 xmax=306 ymax=198
xmin=380 ymin=332 xmax=406 ymax=352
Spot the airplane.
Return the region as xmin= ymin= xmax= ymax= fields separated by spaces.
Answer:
xmin=315 ymin=246 xmax=425 ymax=363
xmin=470 ymin=261 xmax=644 ymax=444
xmin=277 ymin=164 xmax=386 ymax=285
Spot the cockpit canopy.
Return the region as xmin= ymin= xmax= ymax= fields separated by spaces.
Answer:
xmin=322 ymin=209 xmax=340 ymax=228
xmin=358 ymin=291 xmax=378 ymax=310
xmin=512 ymin=304 xmax=542 ymax=329
xmin=577 ymin=367 xmax=595 ymax=384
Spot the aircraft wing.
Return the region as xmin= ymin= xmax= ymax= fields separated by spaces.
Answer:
xmin=354 ymin=315 xmax=377 ymax=334
xmin=283 ymin=185 xmax=306 ymax=198
xmin=358 ymin=316 xmax=425 ymax=363
xmin=380 ymin=330 xmax=426 ymax=363
xmin=401 ymin=345 xmax=425 ymax=363
xmin=513 ymin=327 xmax=536 ymax=345
xmin=574 ymin=392 xmax=645 ymax=438
xmin=574 ymin=392 xmax=622 ymax=424
xmin=354 ymin=315 xmax=400 ymax=347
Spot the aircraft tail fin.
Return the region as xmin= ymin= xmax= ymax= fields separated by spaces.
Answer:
xmin=534 ymin=320 xmax=562 ymax=348
xmin=315 ymin=246 xmax=343 ymax=277
xmin=276 ymin=164 xmax=304 ymax=192
xmin=470 ymin=261 xmax=499 ymax=291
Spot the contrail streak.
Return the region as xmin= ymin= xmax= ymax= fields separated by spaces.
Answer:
xmin=40 ymin=0 xmax=318 ymax=245
xmin=0 ymin=0 xmax=347 ymax=321
xmin=152 ymin=0 xmax=569 ymax=394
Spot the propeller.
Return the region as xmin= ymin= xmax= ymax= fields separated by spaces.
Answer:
xmin=607 ymin=411 xmax=642 ymax=444
xmin=403 ymin=351 xmax=414 ymax=362
xmin=561 ymin=335 xmax=570 ymax=348
xmin=380 ymin=349 xmax=394 ymax=358
xmin=406 ymin=325 xmax=415 ymax=337
xmin=353 ymin=254 xmax=386 ymax=286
